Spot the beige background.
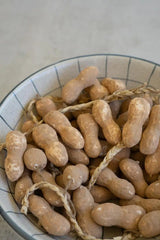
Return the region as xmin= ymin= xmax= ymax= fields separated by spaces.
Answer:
xmin=0 ymin=0 xmax=160 ymax=239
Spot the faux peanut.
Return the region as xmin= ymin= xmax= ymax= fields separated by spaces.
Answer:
xmin=120 ymin=195 xmax=160 ymax=212
xmin=62 ymin=164 xmax=89 ymax=190
xmin=21 ymin=120 xmax=35 ymax=143
xmin=122 ymin=97 xmax=151 ymax=148
xmin=145 ymin=140 xmax=160 ymax=176
xmin=145 ymin=179 xmax=160 ymax=199
xmin=29 ymin=195 xmax=70 ymax=236
xmin=35 ymin=96 xmax=57 ymax=117
xmin=44 ymin=110 xmax=84 ymax=149
xmin=101 ymin=78 xmax=126 ymax=93
xmin=91 ymin=166 xmax=135 ymax=199
xmin=89 ymin=79 xmax=109 ymax=100
xmin=91 ymin=203 xmax=145 ymax=230
xmin=4 ymin=131 xmax=27 ymax=182
xmin=32 ymin=170 xmax=64 ymax=207
xmin=72 ymin=186 xmax=102 ymax=238
xmin=66 ymin=146 xmax=89 ymax=165
xmin=138 ymin=210 xmax=160 ymax=238
xmin=24 ymin=148 xmax=47 ymax=171
xmin=15 ymin=175 xmax=33 ymax=204
xmin=32 ymin=124 xmax=68 ymax=167
xmin=77 ymin=113 xmax=102 ymax=158
xmin=119 ymin=158 xmax=148 ymax=197
xmin=140 ymin=105 xmax=160 ymax=155
xmin=92 ymin=100 xmax=121 ymax=145
xmin=90 ymin=185 xmax=115 ymax=203
xmin=62 ymin=66 xmax=98 ymax=104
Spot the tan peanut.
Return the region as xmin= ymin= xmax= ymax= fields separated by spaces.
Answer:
xmin=143 ymin=170 xmax=159 ymax=184
xmin=72 ymin=186 xmax=102 ymax=238
xmin=145 ymin=179 xmax=160 ymax=199
xmin=90 ymin=185 xmax=115 ymax=203
xmin=89 ymin=79 xmax=109 ymax=100
xmin=145 ymin=140 xmax=160 ymax=176
xmin=32 ymin=124 xmax=68 ymax=167
xmin=91 ymin=203 xmax=145 ymax=230
xmin=120 ymin=195 xmax=160 ymax=213
xmin=120 ymin=98 xmax=131 ymax=113
xmin=29 ymin=195 xmax=70 ymax=236
xmin=119 ymin=158 xmax=148 ymax=197
xmin=138 ymin=211 xmax=160 ymax=238
xmin=140 ymin=105 xmax=160 ymax=155
xmin=24 ymin=148 xmax=47 ymax=171
xmin=35 ymin=96 xmax=57 ymax=117
xmin=91 ymin=167 xmax=135 ymax=199
xmin=122 ymin=97 xmax=151 ymax=148
xmin=92 ymin=100 xmax=121 ymax=145
xmin=101 ymin=78 xmax=126 ymax=93
xmin=62 ymin=164 xmax=89 ymax=190
xmin=44 ymin=111 xmax=84 ymax=149
xmin=116 ymin=111 xmax=128 ymax=128
xmin=62 ymin=66 xmax=99 ymax=104
xmin=4 ymin=131 xmax=27 ymax=182
xmin=15 ymin=175 xmax=33 ymax=204
xmin=77 ymin=113 xmax=102 ymax=158
xmin=21 ymin=120 xmax=35 ymax=143
xmin=66 ymin=146 xmax=89 ymax=165
xmin=99 ymin=140 xmax=111 ymax=157
xmin=32 ymin=170 xmax=64 ymax=207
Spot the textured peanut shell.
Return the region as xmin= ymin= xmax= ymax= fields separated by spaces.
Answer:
xmin=101 ymin=78 xmax=126 ymax=93
xmin=66 ymin=146 xmax=89 ymax=165
xmin=21 ymin=120 xmax=35 ymax=143
xmin=138 ymin=210 xmax=160 ymax=238
xmin=145 ymin=180 xmax=160 ymax=199
xmin=5 ymin=131 xmax=27 ymax=182
xmin=122 ymin=97 xmax=151 ymax=148
xmin=120 ymin=195 xmax=160 ymax=212
xmin=92 ymin=100 xmax=121 ymax=145
xmin=120 ymin=99 xmax=131 ymax=113
xmin=94 ymin=167 xmax=135 ymax=199
xmin=62 ymin=66 xmax=99 ymax=104
xmin=116 ymin=111 xmax=128 ymax=128
xmin=29 ymin=195 xmax=70 ymax=236
xmin=89 ymin=79 xmax=109 ymax=100
xmin=32 ymin=124 xmax=68 ymax=167
xmin=145 ymin=140 xmax=160 ymax=176
xmin=32 ymin=170 xmax=64 ymax=206
xmin=90 ymin=185 xmax=115 ymax=203
xmin=109 ymin=100 xmax=121 ymax=119
xmin=44 ymin=111 xmax=84 ymax=149
xmin=63 ymin=164 xmax=89 ymax=190
xmin=35 ymin=97 xmax=57 ymax=117
xmin=119 ymin=158 xmax=148 ymax=197
xmin=24 ymin=148 xmax=47 ymax=171
xmin=72 ymin=186 xmax=102 ymax=238
xmin=140 ymin=105 xmax=160 ymax=155
xmin=15 ymin=175 xmax=33 ymax=204
xmin=91 ymin=203 xmax=145 ymax=230
xmin=77 ymin=113 xmax=102 ymax=158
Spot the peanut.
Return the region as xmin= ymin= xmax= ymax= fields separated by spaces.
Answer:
xmin=89 ymin=79 xmax=109 ymax=100
xmin=91 ymin=203 xmax=145 ymax=230
xmin=92 ymin=100 xmax=121 ymax=145
xmin=35 ymin=96 xmax=57 ymax=117
xmin=32 ymin=124 xmax=68 ymax=167
xmin=72 ymin=186 xmax=102 ymax=238
xmin=29 ymin=195 xmax=70 ymax=236
xmin=62 ymin=164 xmax=89 ymax=190
xmin=122 ymin=97 xmax=151 ymax=148
xmin=15 ymin=175 xmax=33 ymax=204
xmin=66 ymin=146 xmax=89 ymax=165
xmin=119 ymin=158 xmax=148 ymax=197
xmin=4 ymin=131 xmax=27 ymax=182
xmin=90 ymin=185 xmax=115 ymax=203
xmin=101 ymin=78 xmax=126 ymax=93
xmin=62 ymin=66 xmax=99 ymax=104
xmin=24 ymin=148 xmax=47 ymax=171
xmin=44 ymin=111 xmax=84 ymax=149
xmin=77 ymin=113 xmax=102 ymax=158
xmin=145 ymin=179 xmax=160 ymax=199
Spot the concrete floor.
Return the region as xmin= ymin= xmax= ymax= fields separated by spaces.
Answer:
xmin=0 ymin=0 xmax=160 ymax=239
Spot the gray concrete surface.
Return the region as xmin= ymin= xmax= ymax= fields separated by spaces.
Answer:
xmin=0 ymin=0 xmax=160 ymax=239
